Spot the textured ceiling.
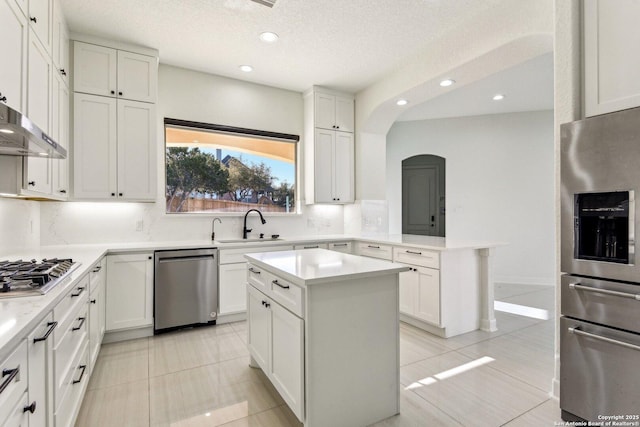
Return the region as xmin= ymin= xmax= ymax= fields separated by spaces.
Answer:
xmin=59 ymin=0 xmax=508 ymax=93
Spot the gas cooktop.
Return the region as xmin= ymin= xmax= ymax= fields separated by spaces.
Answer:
xmin=0 ymin=258 xmax=80 ymax=298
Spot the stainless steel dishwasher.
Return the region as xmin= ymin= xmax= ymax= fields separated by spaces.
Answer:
xmin=154 ymin=248 xmax=218 ymax=333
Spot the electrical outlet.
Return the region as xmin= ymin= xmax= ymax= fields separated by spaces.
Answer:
xmin=135 ymin=219 xmax=144 ymax=231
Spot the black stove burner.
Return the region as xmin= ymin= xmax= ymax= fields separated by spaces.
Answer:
xmin=0 ymin=258 xmax=75 ymax=294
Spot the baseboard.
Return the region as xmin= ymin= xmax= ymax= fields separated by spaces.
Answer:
xmin=494 ymin=275 xmax=555 ymax=287
xmin=103 ymin=326 xmax=153 ymax=343
xmin=216 ymin=312 xmax=246 ymax=324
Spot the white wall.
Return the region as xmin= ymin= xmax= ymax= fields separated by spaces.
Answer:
xmin=387 ymin=110 xmax=555 ymax=285
xmin=0 ymin=199 xmax=40 ymax=255
xmin=40 ymin=64 xmax=345 ymax=245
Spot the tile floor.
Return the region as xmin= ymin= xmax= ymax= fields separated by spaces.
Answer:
xmin=76 ymin=284 xmax=563 ymax=426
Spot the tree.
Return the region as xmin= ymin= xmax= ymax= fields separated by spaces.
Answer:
xmin=272 ymin=181 xmax=294 ymax=210
xmin=166 ymin=147 xmax=229 ymax=212
xmin=226 ymin=158 xmax=273 ymax=201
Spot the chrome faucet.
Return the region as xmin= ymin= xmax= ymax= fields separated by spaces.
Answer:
xmin=243 ymin=209 xmax=266 ymax=239
xmin=211 ymin=217 xmax=222 ymax=241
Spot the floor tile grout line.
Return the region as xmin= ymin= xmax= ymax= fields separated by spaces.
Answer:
xmin=498 ymin=397 xmax=553 ymax=426
xmin=403 ymin=388 xmax=466 ymax=427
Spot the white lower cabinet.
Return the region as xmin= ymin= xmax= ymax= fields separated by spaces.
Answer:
xmin=327 ymin=241 xmax=352 ymax=253
xmin=0 ymin=342 xmax=28 ymax=427
xmin=219 ymin=263 xmax=248 ymax=315
xmin=88 ymin=259 xmax=106 ymax=370
xmin=27 ymin=312 xmax=56 ymax=427
xmin=106 ymin=252 xmax=153 ymax=331
xmin=247 ymin=281 xmax=304 ymax=420
xmin=398 ymin=266 xmax=440 ymax=326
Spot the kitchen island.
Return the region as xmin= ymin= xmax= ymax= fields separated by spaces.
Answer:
xmin=245 ymin=248 xmax=409 ymax=427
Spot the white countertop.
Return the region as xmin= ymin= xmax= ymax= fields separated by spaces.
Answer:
xmin=0 ymin=234 xmax=502 ymax=360
xmin=245 ymin=248 xmax=410 ymax=286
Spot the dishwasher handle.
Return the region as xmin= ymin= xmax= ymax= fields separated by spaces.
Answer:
xmin=157 ymin=254 xmax=215 ymax=263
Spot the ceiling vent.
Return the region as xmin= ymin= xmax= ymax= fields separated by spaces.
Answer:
xmin=250 ymin=0 xmax=277 ymax=7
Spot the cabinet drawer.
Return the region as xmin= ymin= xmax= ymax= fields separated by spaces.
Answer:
xmin=357 ymin=242 xmax=393 ymax=260
xmin=54 ymin=274 xmax=89 ymax=342
xmin=247 ymin=263 xmax=269 ymax=292
xmin=0 ymin=342 xmax=28 ymax=423
xmin=55 ymin=341 xmax=89 ymax=427
xmin=270 ymin=276 xmax=304 ymax=318
xmin=54 ymin=304 xmax=88 ymax=404
xmin=293 ymin=243 xmax=328 ymax=250
xmin=220 ymin=245 xmax=293 ymax=264
xmin=328 ymin=241 xmax=352 ymax=253
xmin=393 ymin=247 xmax=440 ymax=269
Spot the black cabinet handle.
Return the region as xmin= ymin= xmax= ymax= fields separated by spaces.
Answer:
xmin=71 ymin=286 xmax=85 ymax=297
xmin=0 ymin=367 xmax=19 ymax=395
xmin=368 ymin=245 xmax=380 ymax=249
xmin=110 ymin=90 xmax=115 ymax=95
xmin=28 ymin=181 xmax=35 ymax=186
xmin=92 ymin=265 xmax=102 ymax=273
xmin=33 ymin=321 xmax=57 ymax=343
xmin=119 ymin=193 xmax=123 ymax=197
xmin=90 ymin=299 xmax=96 ymax=304
xmin=59 ymin=189 xmax=67 ymax=194
xmin=405 ymin=250 xmax=422 ymax=255
xmin=111 ymin=193 xmax=116 ymax=197
xmin=333 ymin=243 xmax=348 ymax=247
xmin=336 ymin=126 xmax=340 ymax=129
xmin=148 ymin=256 xmax=152 ymax=260
xmin=261 ymin=300 xmax=271 ymax=308
xmin=23 ymin=401 xmax=36 ymax=414
xmin=30 ymin=16 xmax=37 ymax=23
xmin=118 ymin=91 xmax=123 ymax=96
xmin=60 ymin=69 xmax=66 ymax=76
xmin=72 ymin=317 xmax=86 ymax=331
xmin=72 ymin=365 xmax=87 ymax=384
xmin=0 ymin=94 xmax=7 ymax=103
xmin=303 ymin=246 xmax=319 ymax=249
xmin=272 ymin=279 xmax=290 ymax=289
xmin=248 ymin=267 xmax=261 ymax=275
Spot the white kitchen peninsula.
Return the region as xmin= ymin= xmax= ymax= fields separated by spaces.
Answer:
xmin=245 ymin=249 xmax=409 ymax=427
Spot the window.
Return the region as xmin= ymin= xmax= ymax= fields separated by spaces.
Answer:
xmin=164 ymin=119 xmax=298 ymax=214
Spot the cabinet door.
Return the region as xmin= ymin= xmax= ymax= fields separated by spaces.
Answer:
xmin=247 ymin=284 xmax=270 ymax=370
xmin=73 ymin=42 xmax=117 ymax=98
xmin=2 ymin=391 xmax=30 ymax=427
xmin=27 ymin=312 xmax=55 ymax=427
xmin=116 ymin=99 xmax=156 ymax=200
xmin=52 ymin=0 xmax=69 ymax=84
xmin=314 ymin=128 xmax=334 ymax=203
xmin=328 ymin=241 xmax=352 ymax=253
xmin=270 ymin=302 xmax=304 ymax=420
xmin=334 ymin=96 xmax=354 ymax=132
xmin=584 ymin=0 xmax=640 ymax=116
xmin=398 ymin=268 xmax=417 ymax=316
xmin=117 ymin=50 xmax=157 ymax=103
xmin=27 ymin=30 xmax=51 ymax=133
xmin=0 ymin=0 xmax=27 ymax=113
xmin=415 ymin=266 xmax=440 ymax=325
xmin=51 ymin=72 xmax=69 ymax=198
xmin=219 ymin=263 xmax=248 ymax=315
xmin=314 ymin=92 xmax=336 ymax=130
xmin=73 ymin=93 xmax=117 ymax=199
xmin=29 ymin=0 xmax=52 ymax=53
xmin=333 ymin=132 xmax=354 ymax=203
xmin=106 ymin=253 xmax=153 ymax=331
xmin=88 ymin=284 xmax=102 ymax=369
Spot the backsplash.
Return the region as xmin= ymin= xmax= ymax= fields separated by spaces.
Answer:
xmin=0 ymin=198 xmax=40 ymax=255
xmin=39 ymin=201 xmax=344 ymax=245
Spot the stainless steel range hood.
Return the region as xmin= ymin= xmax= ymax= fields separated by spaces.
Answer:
xmin=0 ymin=103 xmax=66 ymax=159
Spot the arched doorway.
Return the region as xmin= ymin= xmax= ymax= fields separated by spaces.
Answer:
xmin=402 ymin=155 xmax=445 ymax=236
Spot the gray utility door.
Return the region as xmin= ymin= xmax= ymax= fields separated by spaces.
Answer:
xmin=402 ymin=155 xmax=445 ymax=236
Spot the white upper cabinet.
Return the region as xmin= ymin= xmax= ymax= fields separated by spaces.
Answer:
xmin=584 ymin=0 xmax=640 ymax=116
xmin=73 ymin=41 xmax=157 ymax=103
xmin=0 ymin=0 xmax=28 ymax=112
xmin=73 ymin=42 xmax=117 ymax=98
xmin=117 ymin=50 xmax=158 ymax=103
xmin=29 ymin=0 xmax=52 ymax=53
xmin=52 ymin=0 xmax=69 ymax=84
xmin=314 ymin=92 xmax=354 ymax=132
xmin=27 ymin=31 xmax=51 ymax=133
xmin=304 ymin=87 xmax=355 ymax=205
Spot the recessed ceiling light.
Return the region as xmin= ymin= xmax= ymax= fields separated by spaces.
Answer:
xmin=259 ymin=32 xmax=279 ymax=43
xmin=493 ymin=94 xmax=505 ymax=101
xmin=0 ymin=129 xmax=14 ymax=134
xmin=239 ymin=65 xmax=253 ymax=72
xmin=396 ymin=99 xmax=409 ymax=106
xmin=439 ymin=79 xmax=455 ymax=87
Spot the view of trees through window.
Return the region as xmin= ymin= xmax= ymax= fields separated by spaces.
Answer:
xmin=165 ymin=122 xmax=297 ymax=214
